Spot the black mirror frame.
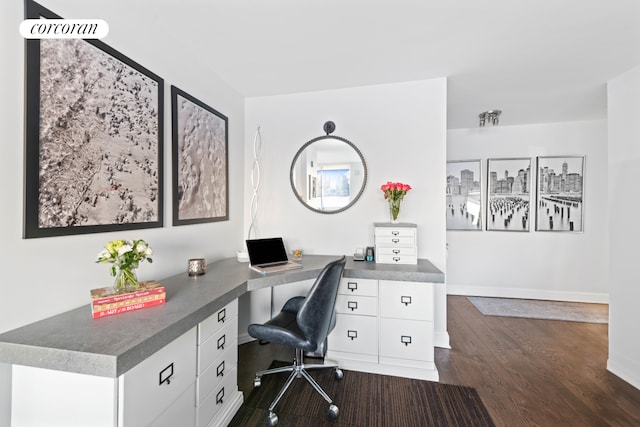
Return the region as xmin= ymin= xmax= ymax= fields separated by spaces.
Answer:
xmin=290 ymin=134 xmax=368 ymax=214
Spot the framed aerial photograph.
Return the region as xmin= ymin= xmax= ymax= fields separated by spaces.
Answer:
xmin=486 ymin=158 xmax=532 ymax=232
xmin=171 ymin=85 xmax=228 ymax=225
xmin=446 ymin=160 xmax=482 ymax=230
xmin=24 ymin=0 xmax=164 ymax=238
xmin=535 ymin=156 xmax=585 ymax=232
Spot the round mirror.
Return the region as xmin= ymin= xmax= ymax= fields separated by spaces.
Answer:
xmin=290 ymin=123 xmax=367 ymax=214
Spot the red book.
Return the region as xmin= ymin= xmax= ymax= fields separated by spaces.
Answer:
xmin=92 ymin=297 xmax=166 ymax=319
xmin=92 ymin=292 xmax=166 ymax=313
xmin=90 ymin=280 xmax=165 ymax=306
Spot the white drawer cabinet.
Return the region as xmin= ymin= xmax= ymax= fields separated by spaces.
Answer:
xmin=379 ymin=281 xmax=435 ymax=372
xmin=197 ymin=344 xmax=238 ymax=406
xmin=327 ymin=278 xmax=438 ymax=381
xmin=374 ymin=223 xmax=418 ymax=265
xmin=196 ymin=299 xmax=243 ymax=427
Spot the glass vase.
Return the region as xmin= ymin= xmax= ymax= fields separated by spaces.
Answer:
xmin=389 ymin=200 xmax=401 ymax=224
xmin=114 ymin=268 xmax=139 ymax=293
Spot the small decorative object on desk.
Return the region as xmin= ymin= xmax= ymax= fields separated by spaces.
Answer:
xmin=381 ymin=181 xmax=412 ymax=223
xmin=96 ymin=239 xmax=153 ymax=292
xmin=188 ymin=258 xmax=206 ymax=276
xmin=89 ymin=280 xmax=165 ymax=319
xmin=292 ymin=249 xmax=302 ymax=260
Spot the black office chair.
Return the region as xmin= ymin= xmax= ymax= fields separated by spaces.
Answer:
xmin=248 ymin=256 xmax=346 ymax=426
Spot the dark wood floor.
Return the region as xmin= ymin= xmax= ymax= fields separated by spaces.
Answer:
xmin=237 ymin=295 xmax=640 ymax=426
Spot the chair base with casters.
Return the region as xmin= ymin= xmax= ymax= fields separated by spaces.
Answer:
xmin=253 ymin=347 xmax=343 ymax=426
xmin=248 ymin=256 xmax=346 ymax=427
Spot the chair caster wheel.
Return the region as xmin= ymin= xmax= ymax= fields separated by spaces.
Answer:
xmin=267 ymin=411 xmax=278 ymax=426
xmin=328 ymin=404 xmax=339 ymax=420
xmin=254 ymin=377 xmax=261 ymax=388
xmin=334 ymin=368 xmax=343 ymax=380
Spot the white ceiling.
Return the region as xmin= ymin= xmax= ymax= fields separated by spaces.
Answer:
xmin=42 ymin=0 xmax=640 ymax=129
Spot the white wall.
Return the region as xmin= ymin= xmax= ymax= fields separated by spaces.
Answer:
xmin=243 ymin=80 xmax=447 ymax=264
xmin=447 ymin=121 xmax=609 ymax=302
xmin=241 ymin=79 xmax=448 ymax=335
xmin=1 ymin=0 xmax=245 ymax=332
xmin=1 ymin=2 xmax=245 ymax=424
xmin=607 ymin=65 xmax=640 ymax=389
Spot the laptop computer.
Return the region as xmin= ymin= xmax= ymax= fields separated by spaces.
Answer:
xmin=245 ymin=237 xmax=303 ymax=274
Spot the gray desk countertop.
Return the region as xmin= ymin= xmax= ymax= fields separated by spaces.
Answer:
xmin=0 ymin=255 xmax=443 ymax=378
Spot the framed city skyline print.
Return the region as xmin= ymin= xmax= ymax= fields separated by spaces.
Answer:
xmin=486 ymin=157 xmax=532 ymax=232
xmin=535 ymin=155 xmax=585 ymax=232
xmin=24 ymin=0 xmax=164 ymax=238
xmin=171 ymin=85 xmax=229 ymax=226
xmin=446 ymin=160 xmax=482 ymax=230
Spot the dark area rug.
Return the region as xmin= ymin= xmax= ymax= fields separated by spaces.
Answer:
xmin=228 ymin=361 xmax=495 ymax=426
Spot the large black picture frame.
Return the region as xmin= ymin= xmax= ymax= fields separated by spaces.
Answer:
xmin=171 ymin=85 xmax=229 ymax=226
xmin=24 ymin=0 xmax=164 ymax=238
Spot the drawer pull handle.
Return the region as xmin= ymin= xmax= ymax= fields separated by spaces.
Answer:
xmin=217 ymin=334 xmax=226 ymax=350
xmin=347 ymin=301 xmax=358 ymax=311
xmin=401 ymin=296 xmax=412 ymax=306
xmin=401 ymin=335 xmax=412 ymax=346
xmin=159 ymin=362 xmax=173 ymax=386
xmin=393 ymin=257 xmax=401 ymax=262
xmin=218 ymin=308 xmax=226 ymax=323
xmin=216 ymin=387 xmax=225 ymax=405
xmin=392 ymin=238 xmax=400 ymax=243
xmin=217 ymin=360 xmax=225 ymax=377
xmin=392 ymin=231 xmax=400 ymax=236
xmin=347 ymin=330 xmax=358 ymax=340
xmin=393 ymin=249 xmax=400 ymax=254
xmin=347 ymin=282 xmax=358 ymax=292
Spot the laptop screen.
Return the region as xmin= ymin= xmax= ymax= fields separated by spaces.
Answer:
xmin=245 ymin=237 xmax=289 ymax=266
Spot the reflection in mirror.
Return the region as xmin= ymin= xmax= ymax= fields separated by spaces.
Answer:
xmin=290 ymin=125 xmax=367 ymax=214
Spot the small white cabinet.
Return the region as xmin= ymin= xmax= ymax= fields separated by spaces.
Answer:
xmin=374 ymin=223 xmax=418 ymax=265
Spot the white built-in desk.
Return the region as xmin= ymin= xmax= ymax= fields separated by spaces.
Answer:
xmin=0 ymin=255 xmax=445 ymax=427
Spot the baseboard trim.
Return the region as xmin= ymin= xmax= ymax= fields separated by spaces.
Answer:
xmin=607 ymin=353 xmax=640 ymax=391
xmin=434 ymin=331 xmax=450 ymax=349
xmin=238 ymin=333 xmax=254 ymax=345
xmin=446 ymin=284 xmax=609 ymax=304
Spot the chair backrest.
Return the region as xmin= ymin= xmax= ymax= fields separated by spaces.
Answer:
xmin=296 ymin=256 xmax=346 ymax=351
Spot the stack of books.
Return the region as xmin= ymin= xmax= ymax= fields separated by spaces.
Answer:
xmin=90 ymin=280 xmax=166 ymax=319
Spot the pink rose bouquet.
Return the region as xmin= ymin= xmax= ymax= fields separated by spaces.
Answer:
xmin=381 ymin=182 xmax=412 ymax=221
